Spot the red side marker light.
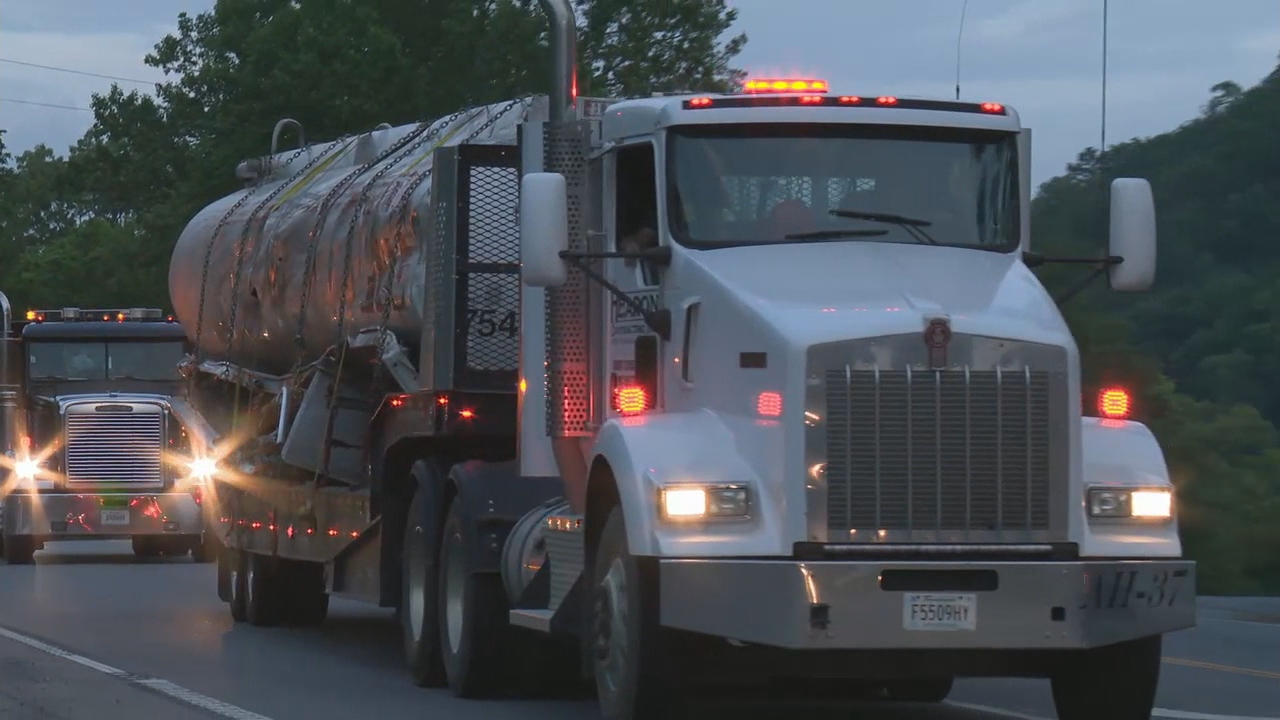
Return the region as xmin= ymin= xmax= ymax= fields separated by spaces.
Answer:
xmin=838 ymin=96 xmax=862 ymax=104
xmin=1097 ymin=387 xmax=1132 ymax=420
xmin=876 ymin=96 xmax=898 ymax=105
xmin=757 ymin=391 xmax=783 ymax=417
xmin=613 ymin=385 xmax=649 ymax=416
xmin=980 ymin=101 xmax=1005 ymax=113
xmin=688 ymin=97 xmax=713 ymax=108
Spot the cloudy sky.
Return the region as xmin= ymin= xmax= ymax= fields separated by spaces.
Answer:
xmin=1 ymin=0 xmax=1277 ymax=189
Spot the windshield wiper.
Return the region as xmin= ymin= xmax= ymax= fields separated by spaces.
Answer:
xmin=782 ymin=229 xmax=890 ymax=241
xmin=829 ymin=209 xmax=940 ymax=245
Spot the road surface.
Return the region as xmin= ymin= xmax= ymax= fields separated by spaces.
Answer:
xmin=1 ymin=541 xmax=1276 ymax=720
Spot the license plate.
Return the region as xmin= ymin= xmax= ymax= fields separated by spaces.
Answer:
xmin=903 ymin=593 xmax=977 ymax=631
xmin=100 ymin=509 xmax=130 ymax=526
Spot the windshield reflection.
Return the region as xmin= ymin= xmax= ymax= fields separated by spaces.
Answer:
xmin=666 ymin=123 xmax=1020 ymax=250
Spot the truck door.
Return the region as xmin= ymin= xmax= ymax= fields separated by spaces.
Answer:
xmin=603 ymin=141 xmax=663 ymax=419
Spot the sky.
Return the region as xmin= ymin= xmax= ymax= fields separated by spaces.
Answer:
xmin=0 ymin=0 xmax=1277 ymax=189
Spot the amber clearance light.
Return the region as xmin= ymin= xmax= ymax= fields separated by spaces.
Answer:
xmin=1097 ymin=387 xmax=1132 ymax=420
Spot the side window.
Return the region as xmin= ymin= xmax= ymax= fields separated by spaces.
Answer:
xmin=614 ymin=143 xmax=660 ymax=287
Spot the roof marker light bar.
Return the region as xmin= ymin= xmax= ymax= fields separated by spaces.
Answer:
xmin=683 ymin=95 xmax=1009 ymax=115
xmin=742 ymin=77 xmax=829 ymax=94
xmin=25 ymin=307 xmax=173 ymax=323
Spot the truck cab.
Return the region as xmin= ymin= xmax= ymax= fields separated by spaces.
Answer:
xmin=0 ymin=303 xmax=214 ymax=563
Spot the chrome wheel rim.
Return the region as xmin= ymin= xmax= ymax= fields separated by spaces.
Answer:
xmin=594 ymin=557 xmax=629 ymax=695
xmin=407 ymin=526 xmax=426 ymax=640
xmin=444 ymin=532 xmax=465 ymax=652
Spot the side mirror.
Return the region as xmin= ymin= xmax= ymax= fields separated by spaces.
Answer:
xmin=519 ymin=172 xmax=569 ymax=288
xmin=1108 ymin=178 xmax=1157 ymax=292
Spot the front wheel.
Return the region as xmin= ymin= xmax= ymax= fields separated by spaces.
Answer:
xmin=1051 ymin=635 xmax=1162 ymax=720
xmin=3 ymin=534 xmax=35 ymax=564
xmin=592 ymin=506 xmax=680 ymax=720
xmin=191 ymin=531 xmax=219 ymax=563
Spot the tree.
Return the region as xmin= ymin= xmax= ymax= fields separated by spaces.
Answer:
xmin=39 ymin=0 xmax=749 ymax=315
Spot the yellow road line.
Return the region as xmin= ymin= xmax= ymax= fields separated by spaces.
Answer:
xmin=1164 ymin=656 xmax=1280 ymax=680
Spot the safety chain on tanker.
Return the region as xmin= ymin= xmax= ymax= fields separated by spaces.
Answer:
xmin=311 ymin=97 xmax=533 ymax=483
xmin=364 ymin=96 xmax=536 ymax=393
xmin=188 ymin=144 xmax=312 ymax=401
xmin=289 ymin=100 xmax=487 ymax=375
xmin=219 ymin=136 xmax=365 ymax=433
xmin=313 ymin=101 xmax=530 ymax=482
xmin=288 ymin=114 xmax=465 ymax=374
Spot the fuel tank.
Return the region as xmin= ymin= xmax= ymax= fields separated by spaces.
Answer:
xmin=168 ymin=97 xmax=537 ymax=375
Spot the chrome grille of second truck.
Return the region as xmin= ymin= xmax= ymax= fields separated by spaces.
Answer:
xmin=65 ymin=411 xmax=163 ymax=484
xmin=825 ymin=367 xmax=1051 ymax=539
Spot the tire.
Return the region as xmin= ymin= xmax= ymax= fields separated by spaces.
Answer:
xmin=400 ymin=478 xmax=446 ymax=687
xmin=228 ymin=549 xmax=248 ymax=622
xmin=883 ymin=677 xmax=954 ymax=702
xmin=279 ymin=559 xmax=329 ymax=627
xmin=132 ymin=536 xmax=162 ymax=558
xmin=245 ymin=552 xmax=281 ymax=627
xmin=3 ymin=535 xmax=35 ymax=565
xmin=191 ymin=532 xmax=219 ymax=563
xmin=1051 ymin=635 xmax=1162 ymax=720
xmin=438 ymin=497 xmax=514 ymax=698
xmin=591 ymin=506 xmax=680 ymax=720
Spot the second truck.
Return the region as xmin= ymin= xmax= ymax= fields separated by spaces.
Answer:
xmin=169 ymin=2 xmax=1197 ymax=718
xmin=0 ymin=295 xmax=215 ymax=563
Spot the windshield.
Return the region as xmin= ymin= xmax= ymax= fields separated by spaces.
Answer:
xmin=666 ymin=123 xmax=1020 ymax=250
xmin=27 ymin=341 xmax=186 ymax=381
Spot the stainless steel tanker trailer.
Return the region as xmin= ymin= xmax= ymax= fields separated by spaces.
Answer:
xmin=172 ymin=0 xmax=1195 ymax=717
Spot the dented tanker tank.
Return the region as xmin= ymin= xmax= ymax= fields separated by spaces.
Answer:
xmin=167 ymin=98 xmax=538 ymax=375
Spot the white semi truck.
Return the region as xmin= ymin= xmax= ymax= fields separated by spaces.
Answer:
xmin=170 ymin=2 xmax=1195 ymax=718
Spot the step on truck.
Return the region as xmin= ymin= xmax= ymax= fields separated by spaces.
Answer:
xmin=170 ymin=1 xmax=1196 ymax=717
xmin=0 ymin=297 xmax=216 ymax=563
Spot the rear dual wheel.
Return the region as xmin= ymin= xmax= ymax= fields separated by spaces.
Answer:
xmin=437 ymin=499 xmax=517 ymax=697
xmin=228 ymin=550 xmax=328 ymax=628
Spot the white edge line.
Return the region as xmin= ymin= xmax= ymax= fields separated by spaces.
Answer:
xmin=0 ymin=624 xmax=274 ymax=720
xmin=945 ymin=700 xmax=1280 ymax=720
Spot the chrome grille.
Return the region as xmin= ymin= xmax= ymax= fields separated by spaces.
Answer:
xmin=64 ymin=410 xmax=163 ymax=484
xmin=824 ymin=367 xmax=1052 ymax=540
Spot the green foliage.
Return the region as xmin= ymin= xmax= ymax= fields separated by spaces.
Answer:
xmin=1032 ymin=62 xmax=1280 ymax=594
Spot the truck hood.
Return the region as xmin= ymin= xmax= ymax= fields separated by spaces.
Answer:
xmin=683 ymin=241 xmax=1071 ymax=346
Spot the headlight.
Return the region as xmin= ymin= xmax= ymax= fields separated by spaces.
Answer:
xmin=13 ymin=459 xmax=40 ymax=480
xmin=660 ymin=484 xmax=750 ymax=521
xmin=188 ymin=457 xmax=218 ymax=481
xmin=1088 ymin=487 xmax=1173 ymax=520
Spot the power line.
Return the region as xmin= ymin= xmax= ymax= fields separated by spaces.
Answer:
xmin=0 ymin=97 xmax=92 ymax=112
xmin=0 ymin=57 xmax=155 ymax=86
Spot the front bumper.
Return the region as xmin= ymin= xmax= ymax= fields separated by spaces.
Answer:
xmin=2 ymin=492 xmax=205 ymax=538
xmin=659 ymin=558 xmax=1196 ymax=650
